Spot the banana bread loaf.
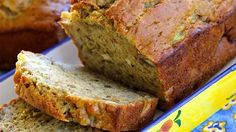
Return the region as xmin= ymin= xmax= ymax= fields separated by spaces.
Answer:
xmin=0 ymin=99 xmax=101 ymax=132
xmin=0 ymin=0 xmax=70 ymax=70
xmin=61 ymin=0 xmax=236 ymax=109
xmin=14 ymin=51 xmax=158 ymax=131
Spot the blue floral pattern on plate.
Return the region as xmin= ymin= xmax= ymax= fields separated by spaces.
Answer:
xmin=193 ymin=95 xmax=236 ymax=132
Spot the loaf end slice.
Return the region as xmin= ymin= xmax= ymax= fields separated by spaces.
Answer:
xmin=14 ymin=51 xmax=158 ymax=131
xmin=0 ymin=98 xmax=100 ymax=132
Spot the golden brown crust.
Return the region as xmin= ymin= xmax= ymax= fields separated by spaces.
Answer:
xmin=0 ymin=0 xmax=70 ymax=70
xmin=157 ymin=13 xmax=236 ymax=109
xmin=14 ymin=75 xmax=67 ymax=121
xmin=0 ymin=98 xmax=19 ymax=111
xmin=124 ymin=0 xmax=235 ymax=62
xmin=14 ymin=63 xmax=158 ymax=131
xmin=106 ymin=0 xmax=148 ymax=33
xmin=0 ymin=98 xmax=104 ymax=131
xmin=107 ymin=1 xmax=236 ymax=106
xmin=0 ymin=104 xmax=7 ymax=111
xmin=131 ymin=1 xmax=236 ymax=109
xmin=66 ymin=96 xmax=157 ymax=131
xmin=66 ymin=0 xmax=236 ymax=110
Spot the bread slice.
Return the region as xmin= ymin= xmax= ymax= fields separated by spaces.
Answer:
xmin=60 ymin=0 xmax=236 ymax=110
xmin=0 ymin=98 xmax=100 ymax=132
xmin=14 ymin=51 xmax=158 ymax=131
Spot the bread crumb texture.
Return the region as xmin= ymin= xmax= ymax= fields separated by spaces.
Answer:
xmin=0 ymin=99 xmax=101 ymax=132
xmin=14 ymin=51 xmax=158 ymax=131
xmin=61 ymin=0 xmax=236 ymax=109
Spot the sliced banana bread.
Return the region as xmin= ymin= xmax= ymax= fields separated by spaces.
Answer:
xmin=0 ymin=99 xmax=100 ymax=132
xmin=60 ymin=0 xmax=236 ymax=109
xmin=14 ymin=51 xmax=158 ymax=132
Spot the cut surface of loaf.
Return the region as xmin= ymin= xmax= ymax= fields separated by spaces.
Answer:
xmin=0 ymin=99 xmax=100 ymax=132
xmin=60 ymin=0 xmax=236 ymax=109
xmin=14 ymin=51 xmax=158 ymax=131
xmin=0 ymin=0 xmax=70 ymax=70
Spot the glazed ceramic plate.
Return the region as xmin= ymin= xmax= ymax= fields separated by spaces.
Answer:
xmin=0 ymin=38 xmax=236 ymax=131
